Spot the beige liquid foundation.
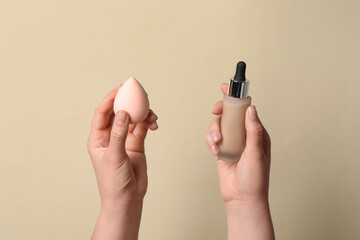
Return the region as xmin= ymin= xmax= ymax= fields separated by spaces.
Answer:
xmin=218 ymin=61 xmax=251 ymax=162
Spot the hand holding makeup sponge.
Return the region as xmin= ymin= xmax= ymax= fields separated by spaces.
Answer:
xmin=113 ymin=77 xmax=150 ymax=123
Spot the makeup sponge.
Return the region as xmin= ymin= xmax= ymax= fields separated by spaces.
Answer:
xmin=113 ymin=77 xmax=150 ymax=123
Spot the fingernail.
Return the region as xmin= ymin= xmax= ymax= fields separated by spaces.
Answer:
xmin=248 ymin=106 xmax=257 ymax=120
xmin=211 ymin=130 xmax=220 ymax=142
xmin=116 ymin=111 xmax=127 ymax=124
xmin=210 ymin=144 xmax=218 ymax=155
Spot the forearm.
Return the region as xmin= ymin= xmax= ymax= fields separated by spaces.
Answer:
xmin=226 ymin=200 xmax=275 ymax=240
xmin=92 ymin=198 xmax=143 ymax=240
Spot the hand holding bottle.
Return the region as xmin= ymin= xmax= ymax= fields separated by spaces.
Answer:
xmin=206 ymin=83 xmax=275 ymax=240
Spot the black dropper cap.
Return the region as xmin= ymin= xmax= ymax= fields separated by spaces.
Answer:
xmin=234 ymin=61 xmax=246 ymax=81
xmin=228 ymin=61 xmax=249 ymax=98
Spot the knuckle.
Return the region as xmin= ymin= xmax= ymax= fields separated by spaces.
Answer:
xmin=111 ymin=129 xmax=124 ymax=142
xmin=251 ymin=123 xmax=263 ymax=136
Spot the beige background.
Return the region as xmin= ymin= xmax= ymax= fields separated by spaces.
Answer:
xmin=1 ymin=0 xmax=359 ymax=239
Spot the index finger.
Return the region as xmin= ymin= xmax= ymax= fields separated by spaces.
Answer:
xmin=91 ymin=85 xmax=121 ymax=131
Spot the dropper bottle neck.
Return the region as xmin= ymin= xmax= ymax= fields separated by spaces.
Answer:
xmin=228 ymin=79 xmax=249 ymax=98
xmin=228 ymin=61 xmax=249 ymax=98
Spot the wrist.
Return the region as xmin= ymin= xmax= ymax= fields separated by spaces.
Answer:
xmin=226 ymin=199 xmax=270 ymax=213
xmin=101 ymin=196 xmax=144 ymax=214
xmin=226 ymin=200 xmax=274 ymax=240
xmin=92 ymin=197 xmax=144 ymax=240
xmin=226 ymin=199 xmax=271 ymax=224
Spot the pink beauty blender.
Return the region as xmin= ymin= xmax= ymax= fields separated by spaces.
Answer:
xmin=113 ymin=77 xmax=150 ymax=123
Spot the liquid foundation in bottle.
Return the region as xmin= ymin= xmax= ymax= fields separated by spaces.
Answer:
xmin=218 ymin=61 xmax=251 ymax=162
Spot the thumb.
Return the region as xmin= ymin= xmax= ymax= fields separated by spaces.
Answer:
xmin=245 ymin=106 xmax=264 ymax=155
xmin=108 ymin=110 xmax=130 ymax=161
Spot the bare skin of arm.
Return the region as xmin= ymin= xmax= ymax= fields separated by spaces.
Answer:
xmin=87 ymin=83 xmax=274 ymax=240
xmin=87 ymin=86 xmax=158 ymax=240
xmin=206 ymin=83 xmax=275 ymax=240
